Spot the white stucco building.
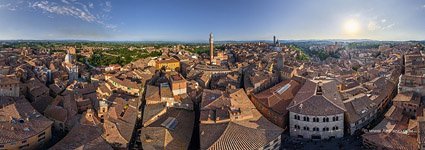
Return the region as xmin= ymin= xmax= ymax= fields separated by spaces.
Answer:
xmin=63 ymin=51 xmax=79 ymax=83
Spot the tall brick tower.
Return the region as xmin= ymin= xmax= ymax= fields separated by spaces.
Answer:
xmin=209 ymin=32 xmax=214 ymax=64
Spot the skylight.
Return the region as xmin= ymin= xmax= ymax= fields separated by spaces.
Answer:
xmin=276 ymin=84 xmax=291 ymax=95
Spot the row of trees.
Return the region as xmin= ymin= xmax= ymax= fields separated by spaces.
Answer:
xmin=87 ymin=49 xmax=161 ymax=67
xmin=288 ymin=44 xmax=340 ymax=61
xmin=189 ymin=47 xmax=209 ymax=54
xmin=288 ymin=45 xmax=310 ymax=61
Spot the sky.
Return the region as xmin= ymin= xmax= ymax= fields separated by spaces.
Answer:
xmin=0 ymin=0 xmax=424 ymax=41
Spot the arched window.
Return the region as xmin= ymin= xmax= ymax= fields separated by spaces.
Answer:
xmin=294 ymin=115 xmax=300 ymax=120
xmin=332 ymin=126 xmax=339 ymax=130
xmin=313 ymin=127 xmax=319 ymax=131
xmin=323 ymin=117 xmax=329 ymax=122
xmin=332 ymin=116 xmax=339 ymax=121
xmin=323 ymin=127 xmax=329 ymax=131
xmin=313 ymin=117 xmax=319 ymax=122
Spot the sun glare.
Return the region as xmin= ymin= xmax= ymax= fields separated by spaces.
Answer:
xmin=344 ymin=19 xmax=360 ymax=35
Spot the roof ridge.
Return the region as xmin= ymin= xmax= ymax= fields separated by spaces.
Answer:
xmin=287 ymin=95 xmax=314 ymax=110
xmin=163 ymin=128 xmax=171 ymax=148
xmin=321 ymin=81 xmax=346 ymax=111
xmin=203 ymin=94 xmax=228 ymax=109
xmin=322 ymin=95 xmax=347 ymax=112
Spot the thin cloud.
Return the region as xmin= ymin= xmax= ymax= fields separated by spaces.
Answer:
xmin=97 ymin=20 xmax=117 ymax=31
xmin=0 ymin=3 xmax=18 ymax=11
xmin=32 ymin=1 xmax=96 ymax=22
xmin=105 ymin=24 xmax=117 ymax=30
xmin=385 ymin=23 xmax=395 ymax=29
xmin=0 ymin=3 xmax=11 ymax=8
xmin=367 ymin=21 xmax=380 ymax=31
xmin=29 ymin=0 xmax=116 ymax=30
xmin=61 ymin=0 xmax=69 ymax=4
xmin=368 ymin=18 xmax=394 ymax=31
xmin=101 ymin=1 xmax=112 ymax=12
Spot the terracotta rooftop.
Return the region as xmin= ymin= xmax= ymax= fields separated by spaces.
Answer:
xmin=393 ymin=92 xmax=420 ymax=106
xmin=344 ymin=94 xmax=377 ymax=123
xmin=253 ymin=80 xmax=301 ymax=114
xmin=140 ymin=127 xmax=168 ymax=149
xmin=103 ymin=95 xmax=139 ymax=145
xmin=0 ymin=96 xmax=53 ymax=144
xmin=170 ymin=74 xmax=184 ymax=81
xmin=362 ymin=132 xmax=417 ymax=150
xmin=31 ymin=95 xmax=53 ymax=113
xmin=142 ymin=102 xmax=167 ymax=126
xmin=44 ymin=105 xmax=68 ymax=122
xmin=385 ymin=106 xmax=404 ymax=122
xmin=160 ymin=83 xmax=173 ymax=98
xmin=145 ymin=85 xmax=160 ymax=102
xmin=200 ymin=89 xmax=283 ymax=149
xmin=0 ymin=76 xmax=19 ymax=85
xmin=157 ymin=58 xmax=179 ymax=64
xmin=109 ymin=76 xmax=141 ymax=89
xmin=50 ymin=124 xmax=113 ymax=150
xmin=287 ymin=79 xmax=346 ymax=116
xmin=141 ymin=108 xmax=194 ymax=150
xmin=418 ymin=117 xmax=425 ymax=144
xmin=200 ymin=111 xmax=283 ymax=150
xmin=200 ymin=89 xmax=226 ymax=110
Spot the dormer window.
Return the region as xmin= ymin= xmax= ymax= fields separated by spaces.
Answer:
xmin=316 ymin=82 xmax=323 ymax=95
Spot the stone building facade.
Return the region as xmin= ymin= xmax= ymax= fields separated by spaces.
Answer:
xmin=287 ymin=79 xmax=346 ymax=140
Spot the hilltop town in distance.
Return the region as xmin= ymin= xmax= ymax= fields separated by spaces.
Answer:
xmin=1 ymin=34 xmax=425 ymax=149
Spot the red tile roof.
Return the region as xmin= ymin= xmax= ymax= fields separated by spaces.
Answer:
xmin=0 ymin=97 xmax=53 ymax=144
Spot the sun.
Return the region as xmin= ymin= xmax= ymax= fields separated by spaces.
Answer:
xmin=344 ymin=19 xmax=360 ymax=35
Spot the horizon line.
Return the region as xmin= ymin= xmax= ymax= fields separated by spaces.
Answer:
xmin=1 ymin=38 xmax=424 ymax=43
